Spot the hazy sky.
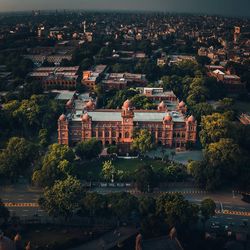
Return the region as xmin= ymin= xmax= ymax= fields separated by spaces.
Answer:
xmin=0 ymin=0 xmax=250 ymax=17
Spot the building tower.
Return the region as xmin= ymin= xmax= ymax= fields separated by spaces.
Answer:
xmin=58 ymin=114 xmax=69 ymax=145
xmin=121 ymin=100 xmax=134 ymax=144
xmin=234 ymin=26 xmax=241 ymax=44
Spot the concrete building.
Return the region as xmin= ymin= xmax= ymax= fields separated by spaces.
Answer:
xmin=82 ymin=65 xmax=108 ymax=90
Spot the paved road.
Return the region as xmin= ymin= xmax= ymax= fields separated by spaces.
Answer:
xmin=0 ymin=184 xmax=45 ymax=218
xmin=1 ymin=184 xmax=250 ymax=222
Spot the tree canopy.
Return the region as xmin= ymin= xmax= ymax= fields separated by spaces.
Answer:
xmin=75 ymin=139 xmax=102 ymax=160
xmin=32 ymin=143 xmax=74 ymax=187
xmin=132 ymin=129 xmax=154 ymax=154
xmin=0 ymin=137 xmax=36 ymax=182
xmin=39 ymin=175 xmax=83 ymax=219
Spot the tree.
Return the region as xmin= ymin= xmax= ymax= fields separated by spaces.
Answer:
xmin=196 ymin=56 xmax=211 ymax=66
xmin=130 ymin=95 xmax=155 ymax=110
xmin=200 ymin=198 xmax=216 ymax=222
xmin=187 ymin=161 xmax=206 ymax=188
xmin=0 ymin=137 xmax=36 ymax=182
xmin=101 ymin=160 xmax=116 ymax=182
xmin=204 ymin=138 xmax=241 ymax=189
xmin=75 ymin=139 xmax=102 ymax=160
xmin=156 ymin=193 xmax=199 ymax=227
xmin=32 ymin=144 xmax=74 ymax=187
xmin=186 ymin=77 xmax=209 ymax=106
xmin=82 ymin=192 xmax=106 ymax=217
xmin=217 ymin=98 xmax=234 ymax=112
xmin=192 ymin=102 xmax=213 ymax=121
xmin=107 ymin=145 xmax=118 ymax=155
xmin=107 ymin=192 xmax=138 ymax=219
xmin=39 ymin=175 xmax=83 ymax=219
xmin=138 ymin=196 xmax=156 ymax=216
xmin=38 ymin=128 xmax=49 ymax=147
xmin=199 ymin=113 xmax=230 ymax=148
xmin=135 ymin=165 xmax=156 ymax=192
xmin=132 ymin=129 xmax=153 ymax=154
xmin=163 ymin=164 xmax=188 ymax=182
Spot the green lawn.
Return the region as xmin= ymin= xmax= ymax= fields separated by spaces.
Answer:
xmin=75 ymin=157 xmax=168 ymax=180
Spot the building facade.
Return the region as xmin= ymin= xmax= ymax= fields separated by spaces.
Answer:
xmin=28 ymin=66 xmax=80 ymax=89
xmin=58 ymin=100 xmax=197 ymax=151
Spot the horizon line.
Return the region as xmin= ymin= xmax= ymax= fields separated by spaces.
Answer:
xmin=0 ymin=9 xmax=249 ymax=19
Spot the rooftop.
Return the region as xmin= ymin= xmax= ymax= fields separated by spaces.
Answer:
xmin=54 ymin=90 xmax=75 ymax=100
xmin=70 ymin=110 xmax=185 ymax=123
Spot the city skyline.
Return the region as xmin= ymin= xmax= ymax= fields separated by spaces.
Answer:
xmin=0 ymin=0 xmax=250 ymax=17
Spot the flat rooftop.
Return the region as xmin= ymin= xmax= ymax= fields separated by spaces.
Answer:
xmin=54 ymin=90 xmax=75 ymax=100
xmin=70 ymin=110 xmax=185 ymax=123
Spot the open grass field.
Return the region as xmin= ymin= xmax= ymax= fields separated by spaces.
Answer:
xmin=75 ymin=157 xmax=168 ymax=180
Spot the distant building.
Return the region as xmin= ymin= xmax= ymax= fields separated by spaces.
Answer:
xmin=168 ymin=55 xmax=196 ymax=65
xmin=239 ymin=113 xmax=250 ymax=125
xmin=137 ymin=87 xmax=187 ymax=113
xmin=82 ymin=65 xmax=108 ymax=90
xmin=208 ymin=68 xmax=246 ymax=93
xmin=24 ymin=45 xmax=75 ymax=66
xmin=103 ymin=73 xmax=147 ymax=90
xmin=138 ymin=87 xmax=177 ymax=102
xmin=37 ymin=25 xmax=46 ymax=38
xmin=234 ymin=26 xmax=241 ymax=44
xmin=85 ymin=32 xmax=93 ymax=42
xmin=28 ymin=66 xmax=80 ymax=89
xmin=157 ymin=58 xmax=168 ymax=67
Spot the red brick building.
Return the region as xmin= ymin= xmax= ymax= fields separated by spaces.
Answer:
xmin=28 ymin=66 xmax=80 ymax=89
xmin=58 ymin=99 xmax=197 ymax=150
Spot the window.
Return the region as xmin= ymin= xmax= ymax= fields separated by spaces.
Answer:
xmin=125 ymin=132 xmax=129 ymax=138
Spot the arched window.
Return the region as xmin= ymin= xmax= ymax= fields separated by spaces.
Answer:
xmin=125 ymin=132 xmax=130 ymax=138
xmin=105 ymin=131 xmax=110 ymax=137
xmin=112 ymin=131 xmax=116 ymax=137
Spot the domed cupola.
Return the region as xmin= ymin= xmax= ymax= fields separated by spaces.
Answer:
xmin=59 ymin=114 xmax=67 ymax=121
xmin=158 ymin=101 xmax=166 ymax=111
xmin=81 ymin=113 xmax=91 ymax=122
xmin=164 ymin=113 xmax=172 ymax=122
xmin=187 ymin=115 xmax=196 ymax=122
xmin=122 ymin=99 xmax=132 ymax=109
